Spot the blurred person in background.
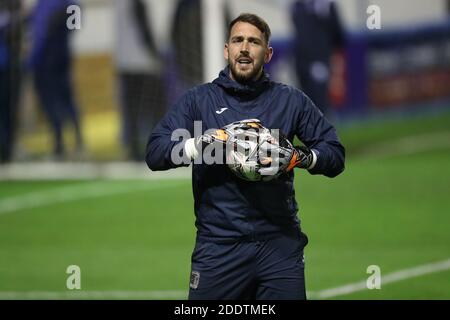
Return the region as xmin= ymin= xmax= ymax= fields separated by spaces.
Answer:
xmin=115 ymin=0 xmax=167 ymax=161
xmin=0 ymin=0 xmax=23 ymax=163
xmin=28 ymin=0 xmax=83 ymax=160
xmin=291 ymin=0 xmax=345 ymax=116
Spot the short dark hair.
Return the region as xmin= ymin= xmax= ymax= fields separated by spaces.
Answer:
xmin=228 ymin=13 xmax=271 ymax=45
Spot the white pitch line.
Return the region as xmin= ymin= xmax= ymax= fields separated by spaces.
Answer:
xmin=1 ymin=258 xmax=449 ymax=300
xmin=355 ymin=131 xmax=450 ymax=160
xmin=313 ymin=258 xmax=450 ymax=299
xmin=0 ymin=181 xmax=185 ymax=216
xmin=0 ymin=290 xmax=187 ymax=300
xmin=0 ymin=162 xmax=192 ymax=181
xmin=0 ymin=131 xmax=449 ymax=181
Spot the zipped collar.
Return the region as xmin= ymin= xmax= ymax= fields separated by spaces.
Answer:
xmin=212 ymin=66 xmax=272 ymax=100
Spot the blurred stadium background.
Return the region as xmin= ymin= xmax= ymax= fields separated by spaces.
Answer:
xmin=0 ymin=0 xmax=449 ymax=299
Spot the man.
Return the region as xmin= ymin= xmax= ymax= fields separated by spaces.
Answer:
xmin=291 ymin=0 xmax=345 ymax=116
xmin=146 ymin=13 xmax=345 ymax=299
xmin=28 ymin=0 xmax=83 ymax=159
xmin=0 ymin=0 xmax=22 ymax=163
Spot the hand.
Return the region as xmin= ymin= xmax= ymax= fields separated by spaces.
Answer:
xmin=185 ymin=129 xmax=229 ymax=161
xmin=258 ymin=139 xmax=314 ymax=178
xmin=196 ymin=129 xmax=229 ymax=146
xmin=256 ymin=134 xmax=296 ymax=178
xmin=286 ymin=146 xmax=314 ymax=171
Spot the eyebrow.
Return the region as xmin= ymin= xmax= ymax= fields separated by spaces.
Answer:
xmin=230 ymin=35 xmax=263 ymax=44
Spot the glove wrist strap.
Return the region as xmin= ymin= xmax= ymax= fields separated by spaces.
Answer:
xmin=308 ymin=149 xmax=317 ymax=170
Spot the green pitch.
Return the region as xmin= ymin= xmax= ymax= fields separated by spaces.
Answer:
xmin=0 ymin=114 xmax=449 ymax=299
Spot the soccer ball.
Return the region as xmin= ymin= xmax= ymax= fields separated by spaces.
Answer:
xmin=223 ymin=119 xmax=292 ymax=182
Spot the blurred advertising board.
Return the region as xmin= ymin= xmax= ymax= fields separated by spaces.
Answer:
xmin=345 ymin=21 xmax=450 ymax=114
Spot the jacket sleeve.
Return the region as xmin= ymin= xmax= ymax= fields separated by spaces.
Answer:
xmin=295 ymin=93 xmax=345 ymax=178
xmin=145 ymin=90 xmax=197 ymax=171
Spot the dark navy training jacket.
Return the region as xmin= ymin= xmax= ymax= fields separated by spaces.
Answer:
xmin=146 ymin=67 xmax=345 ymax=242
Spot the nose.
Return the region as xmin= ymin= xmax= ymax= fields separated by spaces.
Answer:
xmin=240 ymin=40 xmax=250 ymax=53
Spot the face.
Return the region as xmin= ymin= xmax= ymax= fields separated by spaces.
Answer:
xmin=224 ymin=21 xmax=273 ymax=83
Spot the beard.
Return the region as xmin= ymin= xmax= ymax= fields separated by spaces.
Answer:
xmin=228 ymin=58 xmax=264 ymax=84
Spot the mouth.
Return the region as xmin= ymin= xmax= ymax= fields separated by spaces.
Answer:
xmin=236 ymin=57 xmax=253 ymax=66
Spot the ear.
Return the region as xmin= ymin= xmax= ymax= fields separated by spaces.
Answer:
xmin=264 ymin=46 xmax=273 ymax=64
xmin=224 ymin=43 xmax=229 ymax=61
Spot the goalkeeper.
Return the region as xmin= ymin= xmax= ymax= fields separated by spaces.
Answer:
xmin=146 ymin=13 xmax=345 ymax=300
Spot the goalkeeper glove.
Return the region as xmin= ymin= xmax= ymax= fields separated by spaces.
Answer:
xmin=184 ymin=129 xmax=229 ymax=160
xmin=257 ymin=134 xmax=317 ymax=177
xmin=286 ymin=146 xmax=316 ymax=171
